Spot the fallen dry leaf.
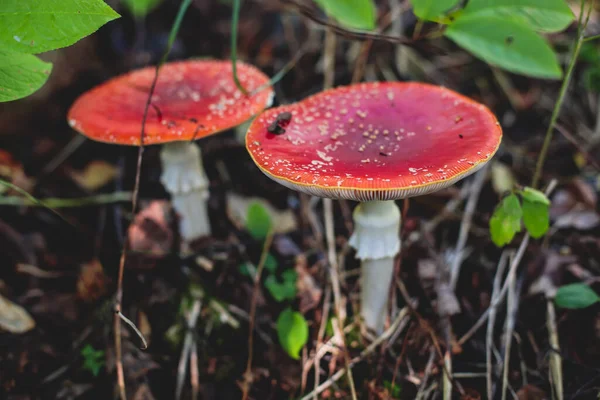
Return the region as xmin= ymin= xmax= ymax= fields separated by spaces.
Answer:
xmin=295 ymin=254 xmax=322 ymax=313
xmin=554 ymin=208 xmax=600 ymax=230
xmin=77 ymin=259 xmax=109 ymax=302
xmin=69 ymin=160 xmax=119 ymax=191
xmin=0 ymin=293 xmax=35 ymax=334
xmin=128 ymin=200 xmax=173 ymax=257
xmin=516 ymin=384 xmax=547 ymax=400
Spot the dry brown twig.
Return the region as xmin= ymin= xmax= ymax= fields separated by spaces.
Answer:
xmin=241 ymin=230 xmax=275 ymax=400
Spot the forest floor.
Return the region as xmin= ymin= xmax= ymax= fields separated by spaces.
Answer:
xmin=1 ymin=1 xmax=600 ymax=399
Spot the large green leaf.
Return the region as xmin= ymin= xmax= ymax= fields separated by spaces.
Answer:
xmin=489 ymin=193 xmax=523 ymax=247
xmin=313 ymin=0 xmax=376 ymax=31
xmin=461 ymin=0 xmax=574 ymax=33
xmin=276 ymin=307 xmax=308 ymax=360
xmin=445 ymin=14 xmax=562 ymax=79
xmin=409 ymin=0 xmax=460 ymax=21
xmin=0 ymin=0 xmax=120 ymax=54
xmin=521 ymin=198 xmax=549 ymax=238
xmin=0 ymin=51 xmax=52 ymax=102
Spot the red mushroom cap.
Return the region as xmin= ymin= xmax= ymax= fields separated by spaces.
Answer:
xmin=246 ymin=81 xmax=502 ymax=202
xmin=68 ymin=59 xmax=273 ymax=146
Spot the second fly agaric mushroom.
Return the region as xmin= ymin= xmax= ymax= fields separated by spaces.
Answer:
xmin=245 ymin=81 xmax=502 ymax=334
xmin=68 ymin=59 xmax=273 ymax=243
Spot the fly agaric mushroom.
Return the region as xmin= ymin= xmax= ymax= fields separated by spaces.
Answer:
xmin=68 ymin=59 xmax=273 ymax=243
xmin=245 ymin=81 xmax=502 ymax=334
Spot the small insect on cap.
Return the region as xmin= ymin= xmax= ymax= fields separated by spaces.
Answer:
xmin=68 ymin=60 xmax=274 ymax=146
xmin=246 ymin=81 xmax=502 ymax=202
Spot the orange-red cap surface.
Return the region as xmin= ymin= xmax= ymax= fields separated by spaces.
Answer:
xmin=68 ymin=60 xmax=273 ymax=146
xmin=246 ymin=82 xmax=502 ymax=202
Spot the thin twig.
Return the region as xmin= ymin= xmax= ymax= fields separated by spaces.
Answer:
xmin=501 ymin=256 xmax=518 ymax=400
xmin=312 ymin=286 xmax=332 ymax=399
xmin=241 ymin=230 xmax=275 ymax=400
xmin=113 ymin=2 xmax=193 ymax=398
xmin=486 ymin=250 xmax=511 ymax=400
xmin=323 ymin=198 xmax=357 ymax=400
xmin=0 ymin=191 xmax=133 ymax=207
xmin=449 ymin=165 xmax=489 ymax=289
xmin=231 ymin=0 xmax=249 ymax=95
xmin=547 ymin=299 xmax=564 ymax=400
xmin=281 ymin=0 xmax=424 ymax=46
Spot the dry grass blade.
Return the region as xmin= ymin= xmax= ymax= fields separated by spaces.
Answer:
xmin=175 ymin=299 xmax=202 ymax=400
xmin=241 ymin=230 xmax=275 ymax=400
xmin=300 ymin=306 xmax=411 ymax=400
xmin=487 ymin=250 xmax=511 ymax=400
xmin=547 ymin=300 xmax=563 ymax=400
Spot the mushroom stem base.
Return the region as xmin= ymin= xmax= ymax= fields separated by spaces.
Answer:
xmin=348 ymin=200 xmax=401 ymax=335
xmin=160 ymin=141 xmax=211 ymax=242
xmin=360 ymin=256 xmax=395 ymax=335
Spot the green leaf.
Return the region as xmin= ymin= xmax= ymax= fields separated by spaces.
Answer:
xmin=461 ymin=0 xmax=574 ymax=33
xmin=445 ymin=14 xmax=562 ymax=79
xmin=264 ymin=253 xmax=279 ymax=273
xmin=276 ymin=307 xmax=308 ymax=359
xmin=313 ymin=0 xmax=376 ymax=31
xmin=521 ymin=198 xmax=550 ymax=238
xmin=246 ymin=201 xmax=272 ymax=240
xmin=520 ymin=187 xmax=551 ymax=205
xmin=0 ymin=0 xmax=120 ymax=54
xmin=122 ymin=0 xmax=163 ymax=18
xmin=489 ymin=193 xmax=523 ymax=247
xmin=554 ymin=283 xmax=600 ymax=309
xmin=408 ymin=0 xmax=460 ymax=21
xmin=81 ymin=344 xmax=105 ymax=377
xmin=265 ymin=270 xmax=297 ymax=302
xmin=0 ymin=51 xmax=52 ymax=102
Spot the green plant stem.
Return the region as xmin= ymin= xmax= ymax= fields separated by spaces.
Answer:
xmin=531 ymin=0 xmax=592 ymax=188
xmin=231 ymin=0 xmax=249 ymax=95
xmin=0 ymin=191 xmax=132 ymax=207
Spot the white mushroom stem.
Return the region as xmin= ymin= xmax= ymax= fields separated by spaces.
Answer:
xmin=159 ymin=141 xmax=211 ymax=242
xmin=348 ymin=200 xmax=401 ymax=335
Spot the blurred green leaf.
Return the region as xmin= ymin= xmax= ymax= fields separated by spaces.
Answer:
xmin=313 ymin=0 xmax=376 ymax=31
xmin=408 ymin=0 xmax=460 ymax=21
xmin=520 ymin=187 xmax=551 ymax=205
xmin=489 ymin=193 xmax=523 ymax=247
xmin=276 ymin=307 xmax=308 ymax=359
xmin=445 ymin=14 xmax=562 ymax=79
xmin=246 ymin=201 xmax=272 ymax=240
xmin=0 ymin=0 xmax=120 ymax=54
xmin=461 ymin=0 xmax=574 ymax=32
xmin=583 ymin=66 xmax=600 ymax=92
xmin=265 ymin=270 xmax=297 ymax=302
xmin=0 ymin=51 xmax=52 ymax=102
xmin=555 ymin=283 xmax=600 ymax=309
xmin=521 ymin=197 xmax=550 ymax=238
xmin=81 ymin=344 xmax=105 ymax=377
xmin=122 ymin=0 xmax=163 ymax=18
xmin=579 ymin=43 xmax=600 ymax=64
xmin=264 ymin=253 xmax=279 ymax=273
